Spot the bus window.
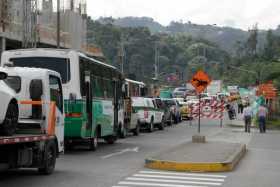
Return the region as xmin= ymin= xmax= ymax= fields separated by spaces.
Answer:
xmin=11 ymin=57 xmax=70 ymax=83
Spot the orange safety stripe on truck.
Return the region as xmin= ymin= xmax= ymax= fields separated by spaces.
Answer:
xmin=47 ymin=102 xmax=56 ymax=136
xmin=19 ymin=100 xmax=44 ymax=105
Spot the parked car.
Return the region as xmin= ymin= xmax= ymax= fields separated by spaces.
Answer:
xmin=0 ymin=70 xmax=18 ymax=136
xmin=131 ymin=97 xmax=165 ymax=132
xmin=153 ymin=98 xmax=172 ymax=126
xmin=172 ymin=87 xmax=188 ymax=98
xmin=178 ymin=101 xmax=192 ymax=120
xmin=162 ymin=99 xmax=181 ymax=124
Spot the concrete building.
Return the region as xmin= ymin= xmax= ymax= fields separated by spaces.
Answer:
xmin=0 ymin=0 xmax=88 ymax=54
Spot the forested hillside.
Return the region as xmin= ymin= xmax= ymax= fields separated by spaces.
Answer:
xmin=87 ymin=17 xmax=280 ymax=88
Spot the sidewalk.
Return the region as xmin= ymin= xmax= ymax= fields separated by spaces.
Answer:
xmin=226 ymin=113 xmax=256 ymax=128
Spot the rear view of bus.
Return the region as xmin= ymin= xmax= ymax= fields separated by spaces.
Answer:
xmin=1 ymin=49 xmax=123 ymax=151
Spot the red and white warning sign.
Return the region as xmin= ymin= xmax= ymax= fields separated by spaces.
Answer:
xmin=190 ymin=100 xmax=225 ymax=119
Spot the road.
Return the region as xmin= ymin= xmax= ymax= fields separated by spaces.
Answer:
xmin=1 ymin=119 xmax=280 ymax=187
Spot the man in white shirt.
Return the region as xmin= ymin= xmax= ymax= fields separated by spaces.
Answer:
xmin=243 ymin=104 xmax=253 ymax=133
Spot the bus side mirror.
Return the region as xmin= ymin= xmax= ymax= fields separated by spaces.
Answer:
xmin=0 ymin=72 xmax=7 ymax=80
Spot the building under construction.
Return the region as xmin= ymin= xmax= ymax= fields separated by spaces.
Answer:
xmin=0 ymin=0 xmax=97 ymax=56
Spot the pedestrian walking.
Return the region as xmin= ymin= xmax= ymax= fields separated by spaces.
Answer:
xmin=243 ymin=104 xmax=253 ymax=133
xmin=237 ymin=98 xmax=244 ymax=114
xmin=257 ymin=104 xmax=268 ymax=133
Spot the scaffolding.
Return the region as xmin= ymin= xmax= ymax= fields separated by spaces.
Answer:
xmin=0 ymin=0 xmax=88 ymax=52
xmin=22 ymin=0 xmax=38 ymax=48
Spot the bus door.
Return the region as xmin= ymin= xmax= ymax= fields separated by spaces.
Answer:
xmin=113 ymin=80 xmax=120 ymax=133
xmin=84 ymin=71 xmax=93 ymax=134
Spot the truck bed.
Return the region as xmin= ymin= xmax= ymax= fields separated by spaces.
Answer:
xmin=0 ymin=134 xmax=53 ymax=145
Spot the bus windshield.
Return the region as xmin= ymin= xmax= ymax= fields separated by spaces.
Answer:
xmin=10 ymin=57 xmax=70 ymax=83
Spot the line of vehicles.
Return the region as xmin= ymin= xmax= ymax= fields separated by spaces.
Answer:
xmin=0 ymin=48 xmax=193 ymax=175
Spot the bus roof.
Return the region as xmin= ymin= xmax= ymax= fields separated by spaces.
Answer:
xmin=2 ymin=48 xmax=118 ymax=71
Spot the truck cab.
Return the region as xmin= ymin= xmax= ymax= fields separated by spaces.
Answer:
xmin=0 ymin=67 xmax=64 ymax=174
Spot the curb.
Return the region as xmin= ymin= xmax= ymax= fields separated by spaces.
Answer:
xmin=145 ymin=144 xmax=246 ymax=172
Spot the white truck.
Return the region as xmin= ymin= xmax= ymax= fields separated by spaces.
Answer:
xmin=206 ymin=80 xmax=223 ymax=95
xmin=0 ymin=67 xmax=64 ymax=174
xmin=131 ymin=97 xmax=165 ymax=132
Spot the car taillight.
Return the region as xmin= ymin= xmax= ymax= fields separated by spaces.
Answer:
xmin=65 ymin=113 xmax=82 ymax=118
xmin=144 ymin=110 xmax=149 ymax=119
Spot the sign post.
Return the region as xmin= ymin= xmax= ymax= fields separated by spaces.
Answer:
xmin=198 ymin=94 xmax=201 ymax=133
xmin=190 ymin=70 xmax=211 ymax=143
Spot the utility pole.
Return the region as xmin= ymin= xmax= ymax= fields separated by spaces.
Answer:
xmin=154 ymin=42 xmax=159 ymax=80
xmin=118 ymin=35 xmax=125 ymax=74
xmin=57 ymin=0 xmax=60 ymax=48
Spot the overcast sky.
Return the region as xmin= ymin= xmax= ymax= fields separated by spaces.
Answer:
xmin=87 ymin=0 xmax=280 ymax=30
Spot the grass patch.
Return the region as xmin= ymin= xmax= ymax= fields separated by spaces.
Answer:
xmin=266 ymin=119 xmax=280 ymax=130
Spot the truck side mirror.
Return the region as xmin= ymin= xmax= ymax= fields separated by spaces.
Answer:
xmin=0 ymin=72 xmax=7 ymax=80
xmin=30 ymin=79 xmax=43 ymax=100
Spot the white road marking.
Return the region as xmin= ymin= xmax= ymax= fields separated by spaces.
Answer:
xmin=101 ymin=147 xmax=139 ymax=159
xmin=133 ymin=174 xmax=225 ymax=182
xmin=119 ymin=181 xmax=207 ymax=187
xmin=112 ymin=170 xmax=228 ymax=187
xmin=139 ymin=171 xmax=227 ymax=178
xmin=126 ymin=177 xmax=222 ymax=186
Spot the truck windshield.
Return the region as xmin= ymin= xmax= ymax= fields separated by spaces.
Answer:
xmin=10 ymin=57 xmax=70 ymax=83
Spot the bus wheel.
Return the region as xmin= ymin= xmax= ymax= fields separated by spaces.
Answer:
xmin=38 ymin=140 xmax=57 ymax=175
xmin=133 ymin=123 xmax=140 ymax=136
xmin=89 ymin=136 xmax=98 ymax=151
xmin=105 ymin=135 xmax=117 ymax=144
xmin=65 ymin=140 xmax=74 ymax=151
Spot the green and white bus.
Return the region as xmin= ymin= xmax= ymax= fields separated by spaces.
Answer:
xmin=1 ymin=49 xmax=124 ymax=150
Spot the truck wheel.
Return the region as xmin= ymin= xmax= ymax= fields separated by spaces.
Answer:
xmin=89 ymin=136 xmax=98 ymax=151
xmin=133 ymin=123 xmax=140 ymax=136
xmin=148 ymin=119 xmax=154 ymax=133
xmin=104 ymin=135 xmax=117 ymax=144
xmin=1 ymin=103 xmax=18 ymax=136
xmin=158 ymin=118 xmax=165 ymax=130
xmin=38 ymin=140 xmax=57 ymax=175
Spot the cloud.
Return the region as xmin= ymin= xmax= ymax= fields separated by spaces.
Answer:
xmin=87 ymin=0 xmax=280 ymax=30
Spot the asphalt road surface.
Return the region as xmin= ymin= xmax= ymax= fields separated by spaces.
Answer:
xmin=1 ymin=119 xmax=280 ymax=187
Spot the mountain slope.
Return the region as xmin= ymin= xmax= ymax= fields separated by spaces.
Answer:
xmin=97 ymin=17 xmax=277 ymax=54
